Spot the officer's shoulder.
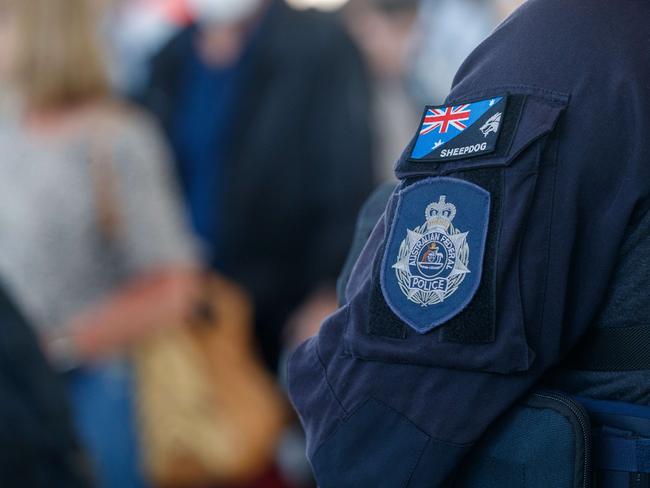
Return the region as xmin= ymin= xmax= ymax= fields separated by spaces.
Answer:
xmin=504 ymin=0 xmax=641 ymax=53
xmin=452 ymin=0 xmax=646 ymax=93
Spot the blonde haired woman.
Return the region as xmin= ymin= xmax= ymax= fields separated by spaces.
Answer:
xmin=0 ymin=0 xmax=199 ymax=486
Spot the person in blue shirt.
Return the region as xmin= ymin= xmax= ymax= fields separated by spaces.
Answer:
xmin=141 ymin=0 xmax=374 ymax=370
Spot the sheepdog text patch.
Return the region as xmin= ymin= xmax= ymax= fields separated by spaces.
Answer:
xmin=409 ymin=96 xmax=507 ymax=162
xmin=381 ymin=177 xmax=490 ymax=334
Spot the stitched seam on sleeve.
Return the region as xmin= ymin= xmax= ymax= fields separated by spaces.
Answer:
xmin=316 ymin=309 xmax=350 ymax=416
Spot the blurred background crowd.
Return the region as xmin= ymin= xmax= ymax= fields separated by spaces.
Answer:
xmin=0 ymin=0 xmax=524 ymax=486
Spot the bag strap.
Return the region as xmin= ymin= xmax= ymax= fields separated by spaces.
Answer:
xmin=568 ymin=325 xmax=650 ymax=371
xmin=87 ymin=113 xmax=122 ymax=240
xmin=592 ymin=433 xmax=650 ymax=474
xmin=86 ymin=111 xmax=217 ymax=323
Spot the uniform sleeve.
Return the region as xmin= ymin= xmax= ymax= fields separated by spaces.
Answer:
xmin=110 ymin=113 xmax=199 ymax=274
xmin=287 ymin=0 xmax=650 ymax=486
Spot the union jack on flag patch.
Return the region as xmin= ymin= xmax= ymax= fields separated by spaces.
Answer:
xmin=420 ymin=104 xmax=472 ymax=135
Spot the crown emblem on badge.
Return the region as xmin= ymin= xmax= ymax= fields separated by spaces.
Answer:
xmin=392 ymin=195 xmax=470 ymax=308
xmin=425 ymin=196 xmax=456 ymax=231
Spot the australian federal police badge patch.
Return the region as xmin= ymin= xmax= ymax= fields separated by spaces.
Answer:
xmin=381 ymin=178 xmax=490 ymax=334
xmin=409 ymin=96 xmax=507 ymax=162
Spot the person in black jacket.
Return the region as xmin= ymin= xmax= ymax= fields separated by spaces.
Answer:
xmin=139 ymin=0 xmax=374 ymax=369
xmin=0 ymin=285 xmax=90 ymax=488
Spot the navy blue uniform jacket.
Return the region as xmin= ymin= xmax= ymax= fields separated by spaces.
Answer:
xmin=288 ymin=0 xmax=650 ymax=486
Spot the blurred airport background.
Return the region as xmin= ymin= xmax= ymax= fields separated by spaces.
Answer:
xmin=0 ymin=0 xmax=524 ymax=486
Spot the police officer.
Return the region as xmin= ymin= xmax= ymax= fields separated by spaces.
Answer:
xmin=288 ymin=0 xmax=650 ymax=486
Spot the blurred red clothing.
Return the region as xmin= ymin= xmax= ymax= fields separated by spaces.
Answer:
xmin=234 ymin=464 xmax=295 ymax=488
xmin=132 ymin=0 xmax=193 ymax=25
xmin=196 ymin=464 xmax=297 ymax=488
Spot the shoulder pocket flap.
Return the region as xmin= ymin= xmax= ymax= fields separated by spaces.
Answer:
xmin=396 ymin=94 xmax=568 ymax=179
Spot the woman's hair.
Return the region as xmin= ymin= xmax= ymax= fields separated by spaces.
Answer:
xmin=4 ymin=0 xmax=110 ymax=110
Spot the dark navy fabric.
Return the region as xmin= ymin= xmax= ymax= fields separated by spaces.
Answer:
xmin=337 ymin=182 xmax=397 ymax=307
xmin=381 ymin=178 xmax=490 ymax=333
xmin=549 ymin=206 xmax=650 ymax=403
xmin=454 ymin=405 xmax=578 ymax=487
xmin=311 ymin=398 xmax=430 ymax=487
xmin=578 ymin=396 xmax=650 ymax=427
xmin=591 ymin=430 xmax=650 ymax=474
xmin=288 ymin=0 xmax=650 ymax=486
xmin=575 ymin=396 xmax=650 ymax=487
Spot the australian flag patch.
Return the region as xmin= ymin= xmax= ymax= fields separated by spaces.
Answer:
xmin=409 ymin=96 xmax=507 ymax=162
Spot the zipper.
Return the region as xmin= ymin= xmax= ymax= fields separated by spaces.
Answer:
xmin=533 ymin=391 xmax=592 ymax=488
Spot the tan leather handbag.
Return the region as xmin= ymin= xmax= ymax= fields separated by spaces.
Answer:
xmin=133 ymin=275 xmax=288 ymax=487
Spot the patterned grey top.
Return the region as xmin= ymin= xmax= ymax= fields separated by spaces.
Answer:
xmin=0 ymin=105 xmax=198 ymax=332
